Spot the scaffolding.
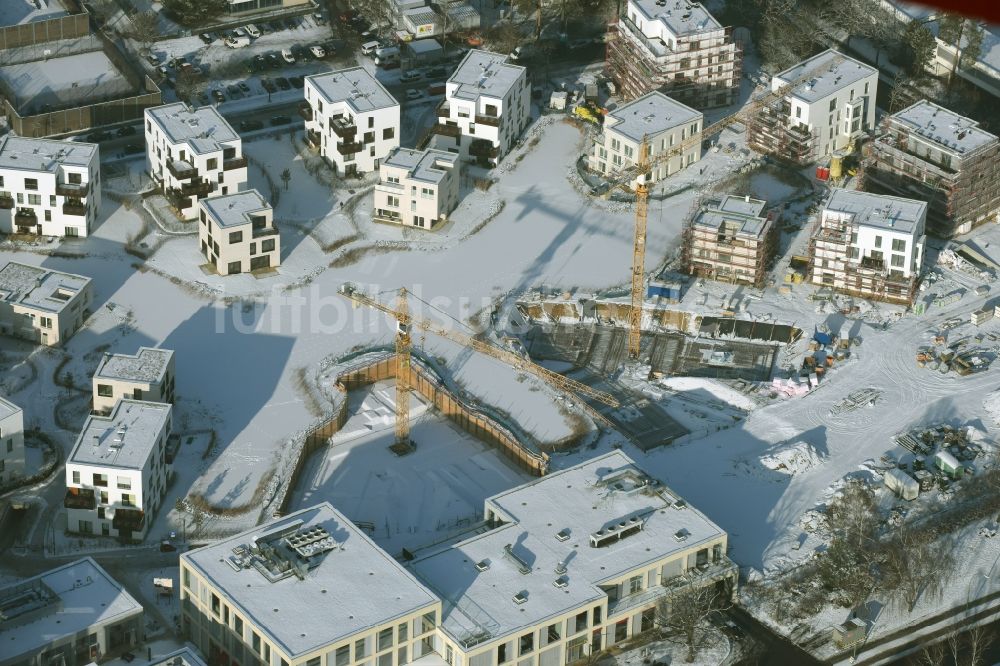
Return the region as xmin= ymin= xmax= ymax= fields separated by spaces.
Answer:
xmin=746 ymin=98 xmax=820 ymax=165
xmin=860 ymin=117 xmax=1000 ymax=238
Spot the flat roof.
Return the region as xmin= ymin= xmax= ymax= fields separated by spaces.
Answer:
xmin=201 ymin=189 xmax=271 ymax=229
xmin=384 ymin=148 xmax=457 ymax=185
xmin=0 ymin=261 xmax=91 ymax=315
xmin=95 ymin=347 xmax=174 ymax=385
xmin=825 ymin=188 xmax=927 ymax=235
xmin=182 ymin=503 xmax=440 ymax=659
xmin=0 ymin=0 xmax=68 ymax=27
xmin=0 ymin=50 xmax=133 ymax=114
xmin=888 ymin=99 xmax=998 ymax=156
xmin=146 ymin=103 xmax=239 ymax=154
xmin=605 ymin=91 xmax=702 ymax=143
xmin=410 ymin=452 xmax=726 ymax=645
xmin=0 ymin=557 xmax=142 ymax=661
xmin=774 ymin=49 xmax=877 ymax=104
xmin=150 ymin=648 xmax=207 ymax=666
xmin=68 ymin=399 xmax=171 ymax=470
xmin=632 ymin=0 xmax=722 ymax=36
xmin=694 ymin=195 xmax=769 ymax=238
xmin=448 ymin=50 xmax=525 ymax=102
xmin=407 ymin=38 xmax=443 ymax=55
xmin=306 ymin=67 xmax=398 ymax=113
xmin=0 ymin=395 xmax=21 ymax=422
xmin=0 ymin=135 xmax=97 ymax=172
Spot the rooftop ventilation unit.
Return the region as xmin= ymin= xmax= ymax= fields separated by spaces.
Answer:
xmin=555 ymin=529 xmax=570 ymax=542
xmin=513 ymin=591 xmax=528 ymax=605
xmin=555 ymin=561 xmax=567 ymax=575
xmin=475 ymin=560 xmax=490 ymax=572
xmin=553 ymin=576 xmax=568 ymax=589
xmin=589 ymin=516 xmax=644 ymax=548
xmin=672 ymin=500 xmax=687 ymax=510
xmin=503 ymin=544 xmax=532 ymax=575
xmin=673 ymin=529 xmax=689 ymax=542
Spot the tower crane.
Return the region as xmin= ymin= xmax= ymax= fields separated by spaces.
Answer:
xmin=612 ymin=57 xmax=845 ymax=359
xmin=339 ymin=284 xmax=621 ymax=445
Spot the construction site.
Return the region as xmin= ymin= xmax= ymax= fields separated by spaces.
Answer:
xmin=860 ymin=99 xmax=1000 ymax=238
xmin=746 ymin=97 xmax=820 ymax=165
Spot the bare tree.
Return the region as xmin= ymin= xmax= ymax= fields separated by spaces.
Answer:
xmin=887 ymin=71 xmax=914 ymax=114
xmin=354 ymin=0 xmax=394 ymax=39
xmin=916 ymin=638 xmax=946 ymax=666
xmin=484 ymin=22 xmax=524 ymax=54
xmin=280 ymin=169 xmax=291 ymax=191
xmin=883 ymin=526 xmax=953 ymax=613
xmin=175 ymin=70 xmax=206 ymax=105
xmin=967 ymin=624 xmax=995 ymax=666
xmin=656 ymin=585 xmax=730 ymax=663
xmin=129 ymin=11 xmax=159 ymax=51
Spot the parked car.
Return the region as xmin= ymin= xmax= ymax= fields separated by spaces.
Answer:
xmin=290 ymin=75 xmax=304 ymax=88
xmin=86 ymin=130 xmax=112 ymax=142
xmin=116 ymin=125 xmax=137 ymax=137
xmin=426 ymin=66 xmax=447 ymax=78
xmin=124 ymin=143 xmax=143 ymax=154
xmin=405 ymin=88 xmax=423 ymax=100
xmin=226 ymin=36 xmax=251 ymax=48
xmin=227 ymin=84 xmax=241 ymax=97
xmin=261 ymin=78 xmax=277 ymax=93
xmin=212 ymin=89 xmax=226 ymax=103
xmin=167 ymin=57 xmax=186 ymax=69
xmin=309 ymin=45 xmax=326 ymax=59
xmin=145 ymin=53 xmax=160 ymax=66
xmin=250 ymin=54 xmax=266 ymax=71
xmin=281 ymin=48 xmax=296 ymax=65
xmin=283 ymin=18 xmax=297 ymax=30
xmin=267 ymin=20 xmax=282 ymax=32
xmin=198 ymin=92 xmax=210 ymax=106
xmin=159 ymin=540 xmax=177 ymax=553
xmin=199 ymin=33 xmax=214 ymax=44
xmin=239 ymin=119 xmax=264 ymax=131
xmin=426 ymin=81 xmax=446 ymax=95
xmin=233 ymin=27 xmax=248 ymax=37
xmin=361 ymin=40 xmax=380 ymax=56
xmin=269 ymin=115 xmax=291 ymax=126
xmin=157 ymin=65 xmax=169 ymax=78
xmin=400 ymin=70 xmax=421 ymax=83
xmin=238 ymin=81 xmax=251 ymax=93
xmin=275 ymin=77 xmax=291 ymax=90
xmin=266 ymin=52 xmax=282 ymax=68
xmin=245 ymin=24 xmax=261 ymax=39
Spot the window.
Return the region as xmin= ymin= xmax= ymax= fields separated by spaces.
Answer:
xmin=849 ymin=246 xmax=860 ymax=259
xmin=398 ymin=622 xmax=408 ymax=643
xmin=262 ymin=239 xmax=275 ymax=253
xmin=614 ymin=619 xmax=627 ymax=643
xmin=383 ymin=127 xmax=395 ymax=140
xmin=574 ymin=611 xmax=588 ymax=633
xmin=211 ymin=593 xmax=221 ymax=615
xmin=234 ymin=615 xmax=243 ymax=637
xmin=829 ymin=98 xmax=837 ymax=112
xmin=377 ymin=655 xmax=391 ymax=666
xmin=421 ymin=612 xmax=436 ymax=634
xmin=628 ymin=575 xmax=643 ymax=594
xmin=356 ymin=639 xmax=368 ymax=659
xmin=252 ymin=631 xmax=261 ymax=655
xmin=368 ymin=117 xmax=374 ymax=128
xmin=519 ymin=633 xmax=534 ymax=655
xmin=498 ymin=644 xmax=508 ymax=664
xmin=229 ymin=231 xmax=243 ymax=244
xmin=93 ymin=473 xmax=107 ymax=487
xmin=97 ymin=384 xmax=113 ymax=397
xmin=49 ymin=195 xmax=56 ymax=206
xmin=44 ymin=210 xmax=51 ymax=222
xmin=117 ymin=477 xmax=131 ymax=490
xmin=335 ymin=647 xmax=350 ymax=666
xmin=387 ymin=195 xmax=399 ymax=208
xmin=72 ymin=470 xmax=80 ymax=484
xmin=864 ymin=82 xmax=870 ymax=95
xmin=891 ymin=254 xmax=904 ymax=267
xmin=24 ymin=178 xmax=38 ymax=191
xmin=228 ymin=261 xmax=241 ymax=275
xmin=623 ymin=145 xmax=633 ymax=159
xmin=546 ymin=623 xmax=560 ymax=643
xmin=306 ymin=658 xmax=321 ymax=666
xmin=420 ymin=187 xmax=433 ymax=198
xmin=874 ymin=235 xmax=882 ymax=248
xmin=378 ymin=628 xmax=393 ymax=651
xmin=207 ymin=158 xmax=218 ymax=171
xmin=593 ymin=606 xmax=602 ymax=625
xmin=892 ymin=238 xmax=906 ymax=252
xmin=364 ymin=131 xmax=375 ymax=144
xmin=27 ymin=194 xmax=41 ymax=206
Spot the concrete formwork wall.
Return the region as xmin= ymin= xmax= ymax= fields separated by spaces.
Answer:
xmin=0 ymin=12 xmax=88 ymax=50
xmin=273 ymin=396 xmax=349 ymax=517
xmin=337 ymin=356 xmax=550 ymax=476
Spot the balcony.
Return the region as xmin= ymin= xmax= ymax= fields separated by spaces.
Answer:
xmin=223 ymin=156 xmax=248 ymax=171
xmin=859 ymin=255 xmax=885 ymax=271
xmin=167 ymin=159 xmax=197 ymax=181
xmin=436 ymin=101 xmax=450 ymax=119
xmin=64 ymin=488 xmax=96 ymax=510
xmin=56 ymin=181 xmax=89 ymax=198
xmin=432 ymin=123 xmax=462 ymax=139
xmin=608 ymin=556 xmax=738 ymax=617
xmin=330 ymin=116 xmax=357 ymax=139
xmin=306 ymin=129 xmax=321 ymax=148
xmin=252 ymin=226 xmax=278 ymax=239
xmin=298 ymin=102 xmax=313 ymax=121
xmin=63 ymin=200 xmax=86 ymax=216
xmin=0 ymin=195 xmax=12 ymax=209
xmin=14 ymin=210 xmax=37 ymax=227
xmin=475 ymin=114 xmax=500 ymax=127
xmin=338 ymin=140 xmax=363 ymax=154
xmin=468 ymin=140 xmax=499 ymax=158
xmin=177 ymin=179 xmax=214 ymax=197
xmin=112 ymin=507 xmax=145 ymax=531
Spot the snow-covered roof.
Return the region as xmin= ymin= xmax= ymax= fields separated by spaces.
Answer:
xmin=0 ymin=0 xmax=68 ymax=27
xmin=410 ymin=451 xmax=726 ymax=645
xmin=448 ymin=50 xmax=525 ymax=102
xmin=877 ymin=0 xmax=935 ymax=21
xmin=773 ymin=49 xmax=877 ymax=104
xmin=182 ymin=503 xmax=440 ymax=660
xmin=146 ymin=103 xmax=239 ymax=154
xmin=631 ymin=0 xmax=722 ymax=37
xmin=0 ymin=261 xmax=91 ymax=315
xmin=0 ymin=557 xmax=142 ymax=662
xmin=0 ymin=135 xmax=97 ymax=172
xmin=150 ymin=648 xmax=207 ymax=666
xmin=824 ymin=188 xmax=927 ymax=235
xmin=604 ymin=91 xmax=702 ymax=143
xmin=306 ymin=67 xmax=398 ymax=113
xmin=407 ymin=38 xmax=443 ymax=55
xmin=68 ymin=399 xmax=171 ymax=470
xmin=200 ymin=189 xmax=271 ymax=230
xmin=888 ymin=99 xmax=998 ymax=156
xmin=0 ymin=395 xmax=21 ymax=422
xmin=384 ymin=148 xmax=457 ymax=185
xmin=95 ymin=347 xmax=174 ymax=385
xmin=694 ymin=194 xmax=770 ymax=238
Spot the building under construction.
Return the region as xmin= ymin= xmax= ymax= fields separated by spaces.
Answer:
xmin=681 ymin=194 xmax=778 ymax=287
xmin=746 ymin=99 xmax=819 ymax=165
xmin=861 ymin=99 xmax=1000 ymax=238
xmin=605 ymin=0 xmax=741 ymax=108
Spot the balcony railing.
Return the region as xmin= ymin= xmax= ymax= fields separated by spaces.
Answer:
xmin=252 ymin=226 xmax=279 ymax=239
xmin=330 ymin=116 xmax=357 ymax=139
xmin=0 ymin=195 xmax=13 ymax=210
xmin=56 ymin=182 xmax=89 ymax=198
xmin=14 ymin=211 xmax=37 ymax=227
xmin=112 ymin=507 xmax=145 ymax=531
xmin=63 ymin=200 xmax=86 ymax=216
xmin=436 ymin=101 xmax=450 ymax=118
xmin=338 ymin=140 xmax=362 ymax=154
xmin=432 ymin=123 xmax=462 ymax=139
xmin=167 ymin=160 xmax=197 ymax=181
xmin=469 ymin=140 xmax=499 ymax=158
xmin=306 ymin=129 xmax=321 ymax=148
xmin=475 ymin=114 xmax=500 ymax=127
xmin=608 ymin=556 xmax=738 ymax=617
xmin=298 ymin=102 xmax=313 ymax=121
xmin=223 ymin=156 xmax=248 ymax=171
xmin=177 ymin=179 xmax=214 ymax=196
xmin=64 ymin=488 xmax=96 ymax=510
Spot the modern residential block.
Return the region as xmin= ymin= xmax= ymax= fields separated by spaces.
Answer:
xmin=748 ymin=50 xmax=878 ymax=164
xmin=862 ymin=100 xmax=1000 ymax=237
xmin=149 ymin=648 xmax=207 ymax=666
xmin=145 ymin=103 xmax=247 ymax=220
xmin=64 ymin=399 xmax=173 ymax=542
xmin=179 ymin=503 xmax=442 ymax=666
xmin=0 ymin=261 xmax=92 ymax=346
xmin=433 ymin=50 xmax=531 ymax=166
xmin=409 ymin=451 xmax=737 ymax=666
xmin=224 ymin=0 xmax=310 ymax=16
xmin=93 ymin=347 xmax=176 ymax=416
xmin=0 ymin=396 xmax=25 ymax=485
xmin=198 ymin=190 xmax=280 ymax=275
xmin=0 ymin=135 xmax=101 ymax=237
xmin=0 ymin=557 xmax=144 ymax=666
xmin=606 ymin=0 xmax=742 ymax=108
xmin=374 ymin=148 xmax=460 ymax=229
xmin=809 ymin=188 xmax=927 ymax=304
xmin=303 ymin=68 xmax=401 ymax=176
xmin=682 ymin=195 xmax=778 ymax=286
xmin=589 ymin=91 xmax=703 ymax=182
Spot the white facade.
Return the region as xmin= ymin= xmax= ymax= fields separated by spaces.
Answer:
xmin=436 ymin=50 xmax=530 ymax=166
xmin=93 ymin=347 xmax=176 ymax=416
xmin=145 ymin=103 xmax=247 ymax=220
xmin=304 ymin=68 xmax=401 ymax=176
xmin=770 ymin=49 xmax=878 ymax=161
xmin=374 ymin=148 xmax=460 ymax=229
xmin=0 ymin=135 xmax=101 ymax=238
xmin=198 ymin=189 xmax=281 ymax=274
xmin=0 ymin=261 xmax=92 ymax=346
xmin=64 ymin=399 xmax=173 ymax=542
xmin=0 ymin=396 xmax=25 ymax=486
xmin=589 ymin=91 xmax=703 ymax=182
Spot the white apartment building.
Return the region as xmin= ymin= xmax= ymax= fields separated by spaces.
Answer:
xmin=0 ymin=135 xmax=101 ymax=238
xmin=374 ymin=148 xmax=460 ymax=229
xmin=750 ymin=49 xmax=878 ymax=164
xmin=303 ymin=68 xmax=401 ymax=176
xmin=0 ymin=396 xmax=25 ymax=486
xmin=589 ymin=91 xmax=703 ymax=182
xmin=0 ymin=261 xmax=93 ymax=346
xmin=810 ymin=188 xmax=927 ymax=304
xmin=64 ymin=399 xmax=173 ymax=542
xmin=145 ymin=103 xmax=248 ymax=220
xmin=93 ymin=347 xmax=176 ymax=416
xmin=199 ymin=189 xmax=281 ymax=274
xmin=180 ymin=503 xmax=442 ymax=666
xmin=0 ymin=557 xmax=144 ymax=666
xmin=434 ymin=50 xmax=530 ymax=167
xmin=149 ymin=649 xmax=206 ymax=666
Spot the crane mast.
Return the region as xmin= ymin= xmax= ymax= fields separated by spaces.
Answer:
xmin=628 ymin=137 xmax=651 ymax=360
